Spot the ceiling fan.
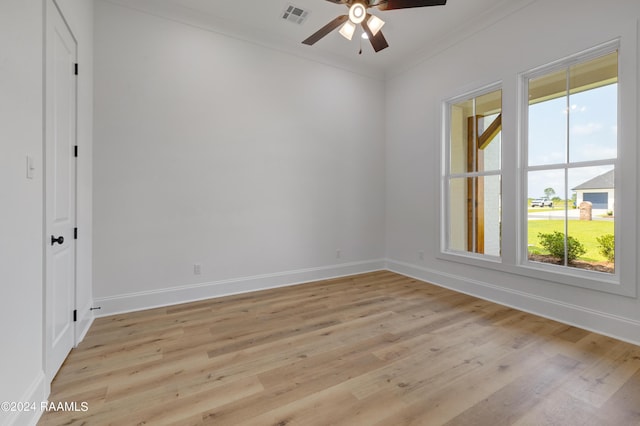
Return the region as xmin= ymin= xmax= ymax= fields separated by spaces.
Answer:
xmin=302 ymin=0 xmax=447 ymax=53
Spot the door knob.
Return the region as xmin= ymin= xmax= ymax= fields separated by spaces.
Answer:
xmin=51 ymin=235 xmax=64 ymax=246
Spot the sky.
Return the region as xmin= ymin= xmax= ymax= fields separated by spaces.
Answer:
xmin=527 ymin=83 xmax=617 ymax=198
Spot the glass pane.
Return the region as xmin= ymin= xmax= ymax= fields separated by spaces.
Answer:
xmin=569 ymin=51 xmax=618 ymax=94
xmin=450 ymin=89 xmax=502 ymax=174
xmin=450 ymin=99 xmax=474 ymax=174
xmin=480 ymin=175 xmax=502 ymax=257
xmin=449 ymin=177 xmax=470 ymax=252
xmin=527 ymin=169 xmax=566 ymax=265
xmin=568 ymin=52 xmax=618 ymax=162
xmin=476 ymin=90 xmax=502 ymax=117
xmin=567 ymin=166 xmax=615 ymax=273
xmin=528 ymin=69 xmax=568 ymax=166
xmin=568 ymin=83 xmax=617 ymax=162
xmin=478 ymin=113 xmax=502 ymax=172
xmin=448 ymin=175 xmax=501 ymax=256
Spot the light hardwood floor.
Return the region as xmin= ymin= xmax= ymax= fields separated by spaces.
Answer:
xmin=39 ymin=271 xmax=640 ymax=425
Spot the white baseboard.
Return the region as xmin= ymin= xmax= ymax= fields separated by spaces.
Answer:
xmin=3 ymin=371 xmax=48 ymax=426
xmin=90 ymin=257 xmax=640 ymax=348
xmin=93 ymin=259 xmax=386 ymax=317
xmin=386 ymin=259 xmax=640 ymax=347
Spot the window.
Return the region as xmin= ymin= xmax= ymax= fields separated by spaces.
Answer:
xmin=441 ymin=40 xmax=635 ymax=295
xmin=444 ymin=86 xmax=502 ymax=258
xmin=523 ymin=48 xmax=618 ymax=275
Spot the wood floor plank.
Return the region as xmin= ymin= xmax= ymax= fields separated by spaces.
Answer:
xmin=565 ymin=343 xmax=640 ymax=408
xmin=513 ymin=389 xmax=606 ymax=426
xmin=443 ymin=354 xmax=580 ymax=425
xmin=240 ymin=387 xmax=359 ymax=426
xmin=39 ymin=271 xmax=640 ymax=426
xmin=200 ymin=334 xmax=397 ymax=425
xmin=599 ymin=367 xmax=640 ymax=424
xmin=372 ymin=347 xmax=557 ymax=425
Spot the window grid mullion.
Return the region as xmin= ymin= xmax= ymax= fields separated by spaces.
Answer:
xmin=564 ymin=67 xmax=570 ymax=267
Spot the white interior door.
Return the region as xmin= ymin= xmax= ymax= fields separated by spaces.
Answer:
xmin=45 ymin=0 xmax=77 ymax=381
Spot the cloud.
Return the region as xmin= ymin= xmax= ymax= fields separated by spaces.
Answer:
xmin=571 ymin=122 xmax=603 ymax=136
xmin=562 ymin=105 xmax=588 ymax=115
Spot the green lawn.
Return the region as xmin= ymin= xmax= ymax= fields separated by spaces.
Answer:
xmin=528 ymin=220 xmax=614 ymax=262
xmin=527 ymin=207 xmax=568 ymax=213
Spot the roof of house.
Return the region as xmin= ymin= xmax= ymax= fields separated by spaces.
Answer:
xmin=572 ymin=169 xmax=614 ymax=191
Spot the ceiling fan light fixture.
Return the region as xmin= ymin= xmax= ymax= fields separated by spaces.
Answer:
xmin=367 ymin=14 xmax=385 ymax=36
xmin=348 ymin=3 xmax=367 ymax=24
xmin=304 ymin=0 xmax=448 ymax=53
xmin=339 ymin=20 xmax=356 ymax=40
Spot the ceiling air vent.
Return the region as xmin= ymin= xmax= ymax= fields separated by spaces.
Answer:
xmin=282 ymin=4 xmax=309 ymax=25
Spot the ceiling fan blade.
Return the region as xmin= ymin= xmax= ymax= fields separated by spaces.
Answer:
xmin=361 ymin=17 xmax=389 ymax=52
xmin=302 ymin=15 xmax=349 ymax=46
xmin=376 ymin=0 xmax=446 ymax=10
xmin=325 ymin=0 xmax=349 ymax=4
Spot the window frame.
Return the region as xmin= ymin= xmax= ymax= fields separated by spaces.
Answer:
xmin=517 ymin=39 xmax=636 ymax=297
xmin=441 ymin=82 xmax=503 ymax=263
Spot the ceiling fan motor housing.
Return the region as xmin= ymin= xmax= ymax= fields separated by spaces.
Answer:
xmin=348 ymin=2 xmax=367 ymax=24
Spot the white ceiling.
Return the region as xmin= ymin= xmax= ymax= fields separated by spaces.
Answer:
xmin=102 ymin=0 xmax=534 ymax=77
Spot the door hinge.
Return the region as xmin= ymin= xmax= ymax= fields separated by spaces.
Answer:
xmin=74 ymin=145 xmax=78 ymax=158
xmin=74 ymin=63 xmax=78 ymax=75
xmin=73 ymin=309 xmax=77 ymax=322
xmin=74 ymin=228 xmax=78 ymax=240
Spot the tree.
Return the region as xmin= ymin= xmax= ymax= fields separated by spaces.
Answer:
xmin=544 ymin=187 xmax=556 ymax=199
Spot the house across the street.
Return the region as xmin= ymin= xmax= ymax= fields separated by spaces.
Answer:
xmin=572 ymin=169 xmax=614 ymax=210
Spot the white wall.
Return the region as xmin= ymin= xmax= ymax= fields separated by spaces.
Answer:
xmin=0 ymin=1 xmax=93 ymax=424
xmin=0 ymin=2 xmax=46 ymax=424
xmin=93 ymin=1 xmax=386 ymax=314
xmin=386 ymin=0 xmax=640 ymax=344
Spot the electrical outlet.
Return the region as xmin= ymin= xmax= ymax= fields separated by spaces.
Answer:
xmin=336 ymin=249 xmax=342 ymax=259
xmin=418 ymin=250 xmax=425 ymax=261
xmin=193 ymin=264 xmax=201 ymax=275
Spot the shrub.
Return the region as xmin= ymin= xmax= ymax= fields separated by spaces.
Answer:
xmin=596 ymin=234 xmax=615 ymax=262
xmin=537 ymin=231 xmax=586 ymax=262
